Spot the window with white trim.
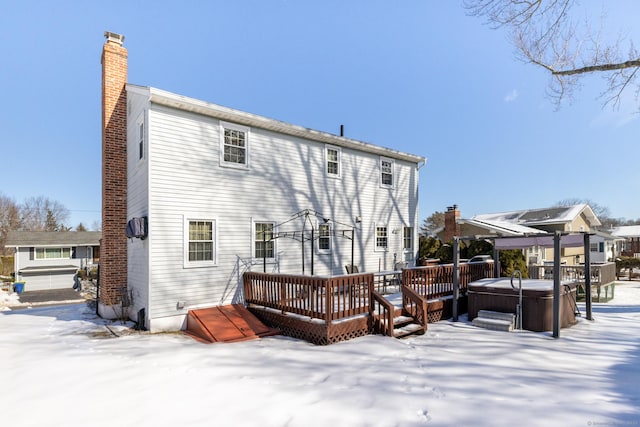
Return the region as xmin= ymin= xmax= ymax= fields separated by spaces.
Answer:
xmin=35 ymin=247 xmax=71 ymax=260
xmin=590 ymin=242 xmax=598 ymax=252
xmin=325 ymin=145 xmax=341 ymax=178
xmin=138 ymin=119 xmax=144 ymax=161
xmin=380 ymin=157 xmax=394 ymax=187
xmin=254 ymin=222 xmax=275 ymax=259
xmin=403 ymin=227 xmax=413 ymax=251
xmin=318 ymin=223 xmax=331 ymax=252
xmin=184 ymin=218 xmax=216 ymax=267
xmin=375 ymin=226 xmax=388 ymax=251
xmin=220 ymin=121 xmax=249 ymax=168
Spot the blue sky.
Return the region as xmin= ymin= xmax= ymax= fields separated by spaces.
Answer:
xmin=1 ymin=1 xmax=639 ymax=229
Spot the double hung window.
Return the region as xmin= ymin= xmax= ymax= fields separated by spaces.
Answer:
xmin=221 ymin=122 xmax=250 ymax=168
xmin=380 ymin=157 xmax=394 ymax=188
xmin=184 ymin=218 xmax=216 ymax=267
xmin=254 ymin=222 xmax=275 ymax=259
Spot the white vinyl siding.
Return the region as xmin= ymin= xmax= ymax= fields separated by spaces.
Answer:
xmin=138 ymin=97 xmax=421 ymax=325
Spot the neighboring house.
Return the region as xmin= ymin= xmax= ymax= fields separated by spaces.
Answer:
xmin=612 ymin=225 xmax=640 ymax=257
xmin=440 ymin=204 xmax=613 ymax=265
xmin=5 ymin=231 xmax=101 ymax=291
xmin=588 ymin=231 xmax=625 ymax=263
xmin=100 ymin=33 xmax=426 ymax=331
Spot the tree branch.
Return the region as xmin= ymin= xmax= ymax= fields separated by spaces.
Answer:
xmin=551 ymin=59 xmax=640 ymax=76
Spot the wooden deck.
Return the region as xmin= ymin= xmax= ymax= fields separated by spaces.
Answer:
xmin=243 ymin=263 xmax=494 ymax=345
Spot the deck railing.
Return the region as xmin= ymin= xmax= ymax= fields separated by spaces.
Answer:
xmin=402 ymin=262 xmax=495 ymax=300
xmin=402 ymin=285 xmax=428 ymax=331
xmin=527 ymin=262 xmax=616 ymax=286
xmin=243 ymin=271 xmax=374 ymax=322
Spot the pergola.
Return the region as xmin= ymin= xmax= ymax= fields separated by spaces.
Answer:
xmin=260 ymin=209 xmax=360 ymax=276
xmin=450 ymin=231 xmax=594 ymax=338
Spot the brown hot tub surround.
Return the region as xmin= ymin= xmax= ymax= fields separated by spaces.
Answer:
xmin=468 ymin=278 xmax=578 ymax=332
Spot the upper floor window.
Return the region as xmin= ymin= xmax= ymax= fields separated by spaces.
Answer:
xmin=220 ymin=121 xmax=250 ymax=169
xmin=325 ymin=145 xmax=341 ymax=178
xmin=35 ymin=247 xmax=71 ymax=260
xmin=318 ymin=223 xmax=331 ymax=252
xmin=254 ymin=222 xmax=275 ymax=259
xmin=375 ymin=226 xmax=388 ymax=251
xmin=380 ymin=157 xmax=394 ymax=188
xmin=403 ymin=227 xmax=413 ymax=251
xmin=184 ymin=218 xmax=217 ymax=267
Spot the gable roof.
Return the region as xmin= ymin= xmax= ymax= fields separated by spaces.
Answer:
xmin=472 ymin=204 xmax=601 ymax=228
xmin=127 ymin=84 xmax=427 ymax=165
xmin=4 ymin=231 xmax=102 ymax=248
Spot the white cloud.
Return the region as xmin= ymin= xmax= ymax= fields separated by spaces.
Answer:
xmin=503 ymin=89 xmax=519 ymax=102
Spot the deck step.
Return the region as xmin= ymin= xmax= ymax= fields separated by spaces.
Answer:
xmin=394 ymin=322 xmax=425 ymax=338
xmin=477 ymin=310 xmax=516 ymax=325
xmin=394 ymin=315 xmax=415 ymax=327
xmin=472 ymin=317 xmax=514 ymax=332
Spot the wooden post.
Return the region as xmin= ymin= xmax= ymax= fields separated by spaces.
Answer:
xmin=584 ymin=233 xmax=593 ymax=321
xmin=351 ymin=228 xmax=355 ymax=273
xmin=452 ymin=237 xmax=460 ymax=321
xmin=553 ymin=231 xmax=561 ymax=338
xmin=311 ymin=227 xmax=315 ymax=276
xmin=325 ymin=278 xmax=332 ymax=324
xmin=493 ymin=246 xmax=500 ymax=277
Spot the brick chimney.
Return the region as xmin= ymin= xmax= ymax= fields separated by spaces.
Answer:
xmin=100 ymin=31 xmax=128 ymax=318
xmin=444 ymin=204 xmax=460 ymax=242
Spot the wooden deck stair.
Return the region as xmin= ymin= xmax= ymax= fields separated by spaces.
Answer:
xmin=378 ymin=308 xmax=426 ymax=339
xmin=186 ymin=304 xmax=280 ymax=343
xmin=392 ymin=313 xmax=426 ymax=338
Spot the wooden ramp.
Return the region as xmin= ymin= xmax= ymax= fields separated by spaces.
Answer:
xmin=186 ymin=304 xmax=280 ymax=343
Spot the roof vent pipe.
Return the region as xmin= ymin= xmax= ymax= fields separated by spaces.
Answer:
xmin=340 ymin=124 xmax=344 ymax=137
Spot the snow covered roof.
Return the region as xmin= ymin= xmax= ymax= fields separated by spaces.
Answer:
xmin=611 ymin=225 xmax=640 ymax=238
xmin=4 ymin=231 xmax=102 ymax=248
xmin=472 ymin=204 xmax=601 ymax=228
xmin=458 ymin=218 xmax=546 ymax=236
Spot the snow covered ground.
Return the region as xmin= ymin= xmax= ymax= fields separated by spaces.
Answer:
xmin=2 ymin=283 xmax=640 ymax=427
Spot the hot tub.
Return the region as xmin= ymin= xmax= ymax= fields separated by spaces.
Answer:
xmin=468 ymin=278 xmax=578 ymax=332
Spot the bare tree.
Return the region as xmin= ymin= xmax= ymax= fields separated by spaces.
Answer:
xmin=465 ymin=0 xmax=640 ymax=108
xmin=20 ymin=196 xmax=70 ymax=232
xmin=0 ymin=193 xmax=20 ymax=255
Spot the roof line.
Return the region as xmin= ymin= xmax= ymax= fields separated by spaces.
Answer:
xmin=128 ymin=84 xmax=426 ymax=164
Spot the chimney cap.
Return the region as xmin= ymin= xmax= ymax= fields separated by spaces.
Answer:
xmin=104 ymin=31 xmax=125 ymax=45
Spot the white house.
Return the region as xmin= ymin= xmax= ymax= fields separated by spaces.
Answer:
xmin=5 ymin=231 xmax=100 ymax=291
xmin=100 ymin=32 xmax=426 ymax=331
xmin=612 ymin=225 xmax=640 ymax=257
